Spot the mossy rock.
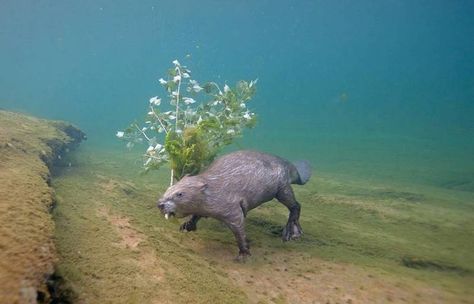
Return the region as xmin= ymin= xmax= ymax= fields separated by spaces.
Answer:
xmin=0 ymin=110 xmax=85 ymax=303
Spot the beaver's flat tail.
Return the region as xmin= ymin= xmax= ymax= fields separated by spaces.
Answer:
xmin=292 ymin=160 xmax=312 ymax=185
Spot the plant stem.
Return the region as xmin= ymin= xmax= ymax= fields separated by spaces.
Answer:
xmin=134 ymin=124 xmax=151 ymax=142
xmin=150 ymin=106 xmax=168 ymax=135
xmin=170 ymin=66 xmax=182 ymax=186
xmin=209 ymin=82 xmax=222 ymax=95
xmin=175 ymin=67 xmax=182 ymax=131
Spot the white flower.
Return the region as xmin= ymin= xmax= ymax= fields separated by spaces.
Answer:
xmin=149 ymin=96 xmax=161 ymax=105
xmin=173 ymin=75 xmax=181 ymax=82
xmin=243 ymin=112 xmax=251 ymax=120
xmin=183 ymin=97 xmax=196 ymax=105
xmin=142 ymin=127 xmax=148 ymax=132
xmin=159 ymin=78 xmax=167 ymax=85
xmin=154 ymin=143 xmax=162 ymax=150
xmin=193 ymin=84 xmax=203 ymax=93
xmin=189 ymin=80 xmax=203 ymax=92
xmin=176 ymin=129 xmax=182 ymax=134
xmin=147 ymin=111 xmax=153 ymax=115
xmin=146 ymin=145 xmax=154 ymax=153
xmin=172 ymin=59 xmax=180 ymax=66
xmin=197 ymin=116 xmax=203 ymax=124
xmin=249 ymin=78 xmax=258 ymax=88
xmin=240 ymin=103 xmax=246 ymax=108
xmin=116 ymin=131 xmax=124 ymax=138
xmin=227 ymin=129 xmax=235 ymax=134
xmin=169 ymin=115 xmax=176 ymax=120
xmin=224 ymin=84 xmax=230 ymax=93
xmin=182 ymin=72 xmax=190 ymax=78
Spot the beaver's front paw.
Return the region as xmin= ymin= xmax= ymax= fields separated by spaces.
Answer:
xmin=180 ymin=220 xmax=197 ymax=232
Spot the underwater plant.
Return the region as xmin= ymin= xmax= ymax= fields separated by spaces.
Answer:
xmin=117 ymin=59 xmax=257 ymax=185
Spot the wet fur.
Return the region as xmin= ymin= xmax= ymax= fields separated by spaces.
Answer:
xmin=158 ymin=150 xmax=311 ymax=260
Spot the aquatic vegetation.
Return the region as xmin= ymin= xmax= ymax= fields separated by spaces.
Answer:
xmin=118 ymin=59 xmax=257 ymax=184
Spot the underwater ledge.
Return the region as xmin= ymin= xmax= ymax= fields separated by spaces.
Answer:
xmin=0 ymin=110 xmax=85 ymax=303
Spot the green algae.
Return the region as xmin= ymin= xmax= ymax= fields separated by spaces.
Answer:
xmin=0 ymin=110 xmax=85 ymax=303
xmin=53 ymin=147 xmax=248 ymax=303
xmin=52 ymin=146 xmax=474 ymax=303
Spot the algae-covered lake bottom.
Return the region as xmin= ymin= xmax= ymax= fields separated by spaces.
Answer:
xmin=52 ymin=143 xmax=474 ymax=304
xmin=1 ymin=1 xmax=473 ymax=302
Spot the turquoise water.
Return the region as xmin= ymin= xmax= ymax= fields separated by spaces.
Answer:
xmin=1 ymin=1 xmax=473 ymax=188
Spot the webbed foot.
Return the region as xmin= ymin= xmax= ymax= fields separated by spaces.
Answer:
xmin=179 ymin=215 xmax=201 ymax=232
xmin=234 ymin=249 xmax=251 ymax=263
xmin=282 ymin=220 xmax=303 ymax=241
xmin=180 ymin=220 xmax=197 ymax=232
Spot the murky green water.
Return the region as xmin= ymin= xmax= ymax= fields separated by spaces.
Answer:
xmin=1 ymin=1 xmax=473 ymax=189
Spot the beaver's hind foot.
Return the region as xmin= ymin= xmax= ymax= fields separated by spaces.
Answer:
xmin=282 ymin=220 xmax=303 ymax=241
xmin=235 ymin=249 xmax=251 ymax=263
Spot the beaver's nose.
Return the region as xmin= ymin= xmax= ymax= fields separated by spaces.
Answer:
xmin=157 ymin=200 xmax=165 ymax=210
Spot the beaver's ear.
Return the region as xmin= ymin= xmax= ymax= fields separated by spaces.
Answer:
xmin=199 ymin=182 xmax=208 ymax=192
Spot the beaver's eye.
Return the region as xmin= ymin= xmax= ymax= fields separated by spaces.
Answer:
xmin=176 ymin=192 xmax=183 ymax=198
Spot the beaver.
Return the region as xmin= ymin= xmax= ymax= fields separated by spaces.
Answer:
xmin=157 ymin=150 xmax=312 ymax=260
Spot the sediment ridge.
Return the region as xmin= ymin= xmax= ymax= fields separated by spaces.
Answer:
xmin=0 ymin=110 xmax=85 ymax=303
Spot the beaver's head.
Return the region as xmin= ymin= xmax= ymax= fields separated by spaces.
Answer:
xmin=157 ymin=175 xmax=208 ymax=219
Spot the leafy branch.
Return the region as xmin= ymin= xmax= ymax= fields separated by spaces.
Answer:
xmin=117 ymin=59 xmax=257 ymax=185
